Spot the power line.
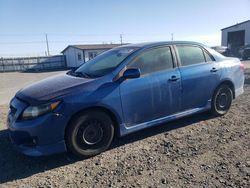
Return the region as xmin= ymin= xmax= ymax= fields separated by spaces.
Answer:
xmin=0 ymin=41 xmax=45 ymax=44
xmin=0 ymin=40 xmax=122 ymax=44
xmin=0 ymin=33 xmax=171 ymax=37
xmin=0 ymin=33 xmax=122 ymax=37
xmin=0 ymin=33 xmax=173 ymax=45
xmin=0 ymin=34 xmax=44 ymax=36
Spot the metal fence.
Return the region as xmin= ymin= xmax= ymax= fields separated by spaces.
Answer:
xmin=0 ymin=55 xmax=66 ymax=72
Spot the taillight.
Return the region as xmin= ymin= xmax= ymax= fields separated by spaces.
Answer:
xmin=240 ymin=63 xmax=245 ymax=71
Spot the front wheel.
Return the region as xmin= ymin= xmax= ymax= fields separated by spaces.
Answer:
xmin=66 ymin=110 xmax=114 ymax=157
xmin=211 ymin=84 xmax=233 ymax=116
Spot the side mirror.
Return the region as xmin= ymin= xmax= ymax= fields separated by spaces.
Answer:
xmin=123 ymin=68 xmax=140 ymax=79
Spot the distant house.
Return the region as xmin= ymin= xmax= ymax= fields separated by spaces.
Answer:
xmin=61 ymin=44 xmax=121 ymax=67
xmin=221 ymin=20 xmax=250 ymax=50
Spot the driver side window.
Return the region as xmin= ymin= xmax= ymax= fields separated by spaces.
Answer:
xmin=128 ymin=46 xmax=173 ymax=75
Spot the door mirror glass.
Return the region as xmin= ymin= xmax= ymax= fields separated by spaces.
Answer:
xmin=123 ymin=68 xmax=140 ymax=79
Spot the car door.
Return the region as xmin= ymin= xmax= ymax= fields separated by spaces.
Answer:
xmin=119 ymin=46 xmax=182 ymax=127
xmin=175 ymin=45 xmax=221 ymax=111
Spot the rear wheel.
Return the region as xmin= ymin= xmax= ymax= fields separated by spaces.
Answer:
xmin=211 ymin=84 xmax=233 ymax=116
xmin=66 ymin=110 xmax=114 ymax=157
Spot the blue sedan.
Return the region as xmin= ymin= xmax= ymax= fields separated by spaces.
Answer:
xmin=7 ymin=41 xmax=245 ymax=157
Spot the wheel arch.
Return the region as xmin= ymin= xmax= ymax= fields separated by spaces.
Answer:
xmin=215 ymin=79 xmax=235 ymax=99
xmin=65 ymin=106 xmax=121 ymax=140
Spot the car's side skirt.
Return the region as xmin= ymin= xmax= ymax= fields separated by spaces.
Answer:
xmin=119 ymin=103 xmax=211 ymax=136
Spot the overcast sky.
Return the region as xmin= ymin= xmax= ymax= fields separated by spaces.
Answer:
xmin=0 ymin=0 xmax=249 ymax=57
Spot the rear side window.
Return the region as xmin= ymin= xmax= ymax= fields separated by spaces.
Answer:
xmin=128 ymin=47 xmax=173 ymax=75
xmin=203 ymin=50 xmax=214 ymax=62
xmin=176 ymin=45 xmax=206 ymax=66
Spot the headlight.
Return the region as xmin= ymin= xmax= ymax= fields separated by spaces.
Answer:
xmin=21 ymin=101 xmax=61 ymax=120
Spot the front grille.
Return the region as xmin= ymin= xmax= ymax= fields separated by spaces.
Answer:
xmin=9 ymin=97 xmax=28 ymax=122
xmin=9 ymin=131 xmax=38 ymax=147
xmin=10 ymin=105 xmax=17 ymax=116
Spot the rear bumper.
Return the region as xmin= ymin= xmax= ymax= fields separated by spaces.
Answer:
xmin=235 ymin=86 xmax=244 ymax=98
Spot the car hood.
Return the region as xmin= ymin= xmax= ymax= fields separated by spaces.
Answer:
xmin=16 ymin=73 xmax=95 ymax=104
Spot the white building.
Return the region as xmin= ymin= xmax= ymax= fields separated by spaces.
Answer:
xmin=62 ymin=44 xmax=121 ymax=67
xmin=221 ymin=20 xmax=250 ymax=49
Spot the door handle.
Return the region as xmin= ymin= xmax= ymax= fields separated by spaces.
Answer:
xmin=210 ymin=67 xmax=217 ymax=72
xmin=169 ymin=75 xmax=179 ymax=81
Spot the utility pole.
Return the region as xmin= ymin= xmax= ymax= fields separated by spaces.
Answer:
xmin=120 ymin=34 xmax=122 ymax=44
xmin=45 ymin=34 xmax=50 ymax=56
xmin=171 ymin=33 xmax=174 ymax=41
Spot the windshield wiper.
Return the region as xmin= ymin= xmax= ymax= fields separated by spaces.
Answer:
xmin=75 ymin=72 xmax=90 ymax=78
xmin=67 ymin=70 xmax=88 ymax=78
xmin=81 ymin=72 xmax=93 ymax=78
xmin=71 ymin=71 xmax=95 ymax=78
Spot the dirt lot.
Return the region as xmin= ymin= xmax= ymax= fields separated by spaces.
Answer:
xmin=0 ymin=70 xmax=67 ymax=105
xmin=0 ymin=62 xmax=249 ymax=187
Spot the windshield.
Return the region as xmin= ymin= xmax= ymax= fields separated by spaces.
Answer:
xmin=75 ymin=47 xmax=137 ymax=78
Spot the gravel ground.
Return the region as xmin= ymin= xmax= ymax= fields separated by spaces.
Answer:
xmin=0 ymin=65 xmax=249 ymax=187
xmin=0 ymin=70 xmax=67 ymax=105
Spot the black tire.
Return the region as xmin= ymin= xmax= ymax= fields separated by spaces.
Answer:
xmin=66 ymin=110 xmax=114 ymax=157
xmin=211 ymin=84 xmax=233 ymax=116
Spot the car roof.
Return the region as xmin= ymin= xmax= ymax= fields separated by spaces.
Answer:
xmin=119 ymin=41 xmax=206 ymax=49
